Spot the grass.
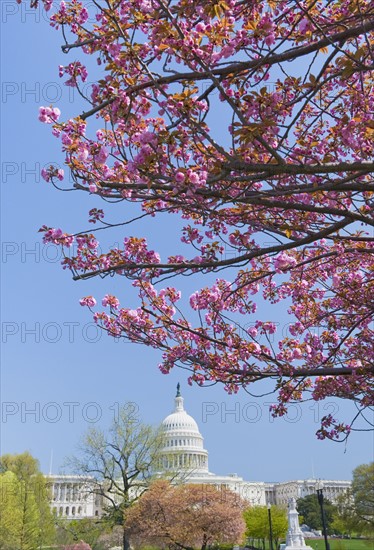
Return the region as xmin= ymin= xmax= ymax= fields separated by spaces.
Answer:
xmin=250 ymin=539 xmax=373 ymax=550
xmin=304 ymin=538 xmax=374 ymax=550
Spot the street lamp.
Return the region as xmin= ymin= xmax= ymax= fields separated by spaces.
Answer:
xmin=316 ymin=481 xmax=330 ymax=550
xmin=267 ymin=503 xmax=274 ymax=550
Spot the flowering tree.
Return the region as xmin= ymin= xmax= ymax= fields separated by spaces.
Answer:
xmin=126 ymin=480 xmax=245 ymax=549
xmin=25 ymin=0 xmax=374 ymax=439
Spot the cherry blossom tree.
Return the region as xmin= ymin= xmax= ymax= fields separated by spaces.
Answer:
xmin=126 ymin=480 xmax=245 ymax=550
xmin=24 ymin=0 xmax=374 ymax=439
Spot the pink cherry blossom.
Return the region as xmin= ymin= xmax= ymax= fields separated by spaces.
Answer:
xmin=95 ymin=146 xmax=109 ymax=165
xmin=38 ymin=106 xmax=61 ymax=123
xmin=27 ymin=0 xmax=374 ymax=441
xmin=79 ymin=296 xmax=97 ymax=308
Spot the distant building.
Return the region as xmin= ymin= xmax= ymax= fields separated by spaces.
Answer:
xmin=45 ymin=474 xmax=103 ymax=519
xmin=47 ymin=387 xmax=350 ymax=518
xmin=266 ymin=478 xmax=351 ymax=506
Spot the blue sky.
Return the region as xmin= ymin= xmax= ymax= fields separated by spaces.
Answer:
xmin=1 ymin=1 xmax=372 ymax=483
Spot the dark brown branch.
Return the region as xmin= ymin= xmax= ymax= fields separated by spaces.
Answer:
xmin=61 ymin=37 xmax=98 ymax=53
xmin=232 ymin=197 xmax=374 ymax=227
xmin=227 ymin=366 xmax=374 ymax=378
xmin=223 ymin=161 xmax=374 ymax=175
xmin=72 ymin=218 xmax=351 ymax=280
xmin=80 ymin=18 xmax=374 ymax=120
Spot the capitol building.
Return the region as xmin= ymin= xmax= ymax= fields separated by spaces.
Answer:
xmin=46 ymin=387 xmax=351 ymax=519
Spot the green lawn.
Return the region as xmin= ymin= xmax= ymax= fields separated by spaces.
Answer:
xmin=304 ymin=539 xmax=374 ymax=550
xmin=253 ymin=540 xmax=373 ymax=550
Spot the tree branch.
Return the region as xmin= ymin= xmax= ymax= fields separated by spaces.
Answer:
xmin=80 ymin=19 xmax=374 ymax=120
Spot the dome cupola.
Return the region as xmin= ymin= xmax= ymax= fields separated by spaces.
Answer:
xmin=159 ymin=384 xmax=209 ymax=474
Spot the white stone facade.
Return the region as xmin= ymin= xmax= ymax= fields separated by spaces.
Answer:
xmin=46 ymin=388 xmax=351 ymax=517
xmin=45 ymin=474 xmax=103 ymax=519
xmin=265 ymin=478 xmax=351 ymax=506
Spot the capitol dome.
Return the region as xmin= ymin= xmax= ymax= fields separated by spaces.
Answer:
xmin=159 ymin=384 xmax=209 ymax=474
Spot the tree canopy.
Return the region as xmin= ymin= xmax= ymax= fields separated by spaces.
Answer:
xmin=0 ymin=471 xmax=24 ymax=550
xmin=243 ymin=505 xmax=287 ymax=548
xmin=63 ymin=542 xmax=92 ymax=550
xmin=351 ymin=462 xmax=374 ymax=528
xmin=297 ymin=493 xmax=336 ymax=532
xmin=331 ymin=463 xmax=374 ymax=536
xmin=0 ymin=452 xmax=55 ymax=550
xmin=126 ymin=479 xmax=246 ymax=550
xmin=24 ymin=0 xmax=374 ymax=439
xmin=331 ymin=489 xmax=362 ymax=537
xmin=55 ymin=517 xmax=104 ymax=549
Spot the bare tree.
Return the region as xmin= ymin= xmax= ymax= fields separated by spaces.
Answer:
xmin=65 ymin=403 xmax=165 ymax=550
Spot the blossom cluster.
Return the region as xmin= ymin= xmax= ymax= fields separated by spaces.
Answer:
xmin=25 ymin=0 xmax=374 ymax=440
